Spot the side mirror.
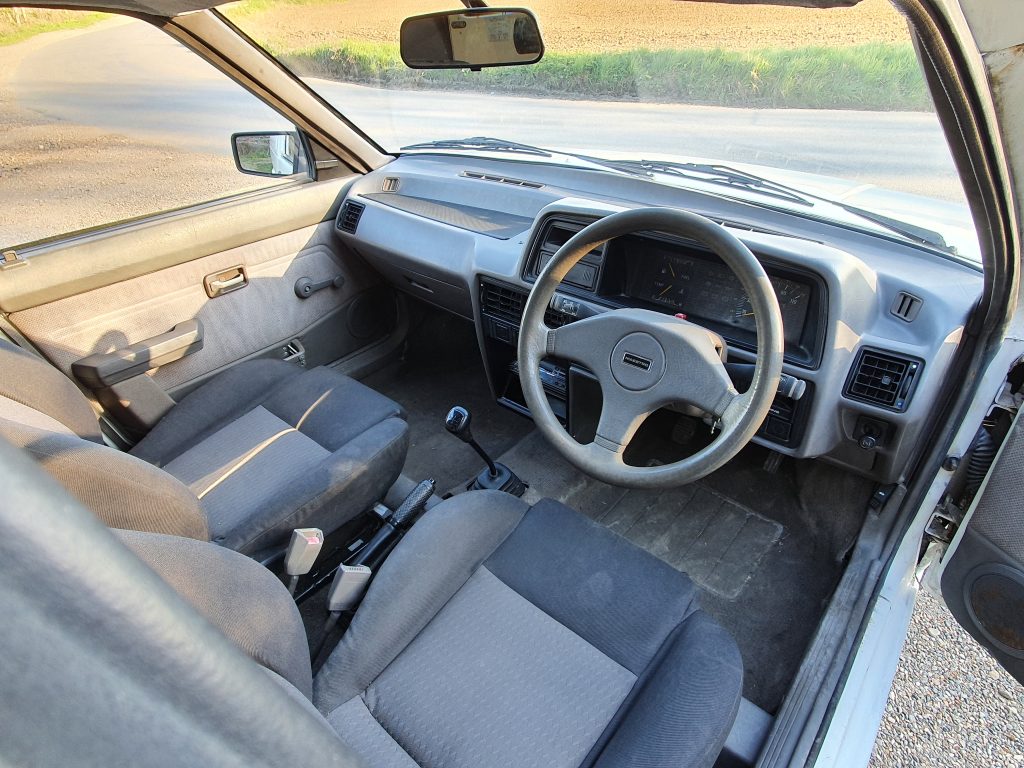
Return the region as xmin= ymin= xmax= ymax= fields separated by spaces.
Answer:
xmin=231 ymin=131 xmax=311 ymax=178
xmin=400 ymin=7 xmax=543 ymax=71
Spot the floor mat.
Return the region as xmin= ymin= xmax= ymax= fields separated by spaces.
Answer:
xmin=504 ymin=434 xmax=782 ymax=600
xmin=493 ymin=430 xmax=856 ymax=714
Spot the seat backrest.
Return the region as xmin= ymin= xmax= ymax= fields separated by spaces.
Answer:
xmin=0 ymin=436 xmax=359 ymax=768
xmin=0 ymin=339 xmax=103 ymax=442
xmin=0 ymin=342 xmax=209 ymax=540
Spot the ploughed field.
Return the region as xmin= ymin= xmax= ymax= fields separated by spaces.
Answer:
xmin=230 ymin=0 xmax=908 ymax=53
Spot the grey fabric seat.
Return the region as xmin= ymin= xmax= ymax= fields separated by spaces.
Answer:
xmin=119 ymin=490 xmax=743 ymax=768
xmin=0 ymin=339 xmax=408 ymax=556
xmin=314 ymin=491 xmax=744 ymax=768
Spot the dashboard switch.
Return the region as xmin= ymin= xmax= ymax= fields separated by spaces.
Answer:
xmin=551 ymin=295 xmax=580 ymax=316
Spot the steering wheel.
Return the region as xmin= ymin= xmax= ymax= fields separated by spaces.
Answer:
xmin=517 ymin=208 xmax=784 ymax=488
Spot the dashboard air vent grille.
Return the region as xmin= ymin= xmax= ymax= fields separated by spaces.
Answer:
xmin=462 ymin=171 xmax=543 ymax=189
xmin=337 ymin=200 xmax=365 ymax=234
xmin=890 ymin=291 xmax=922 ymax=322
xmin=481 ymin=283 xmax=526 ymax=324
xmin=381 ymin=176 xmax=401 ymax=193
xmin=844 ymin=349 xmax=922 ymax=411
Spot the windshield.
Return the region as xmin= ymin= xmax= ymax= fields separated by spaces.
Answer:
xmin=221 ymin=0 xmax=978 ymax=260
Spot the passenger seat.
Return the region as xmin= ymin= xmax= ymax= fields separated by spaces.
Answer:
xmin=0 ymin=340 xmax=408 ymax=558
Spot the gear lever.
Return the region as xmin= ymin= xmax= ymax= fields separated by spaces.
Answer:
xmin=445 ymin=406 xmax=498 ymax=477
xmin=445 ymin=406 xmax=526 ymax=497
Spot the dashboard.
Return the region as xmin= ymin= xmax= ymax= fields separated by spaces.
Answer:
xmin=334 ymin=153 xmax=984 ymax=484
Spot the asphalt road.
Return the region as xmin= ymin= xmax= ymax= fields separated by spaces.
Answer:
xmin=9 ymin=20 xmax=965 ymax=202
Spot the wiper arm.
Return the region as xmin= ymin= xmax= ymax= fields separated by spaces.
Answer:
xmin=826 ymin=201 xmax=952 ymax=253
xmin=606 ymin=159 xmax=812 ymax=206
xmin=400 ymin=136 xmax=552 ymax=157
xmin=608 ymin=158 xmax=953 ymax=253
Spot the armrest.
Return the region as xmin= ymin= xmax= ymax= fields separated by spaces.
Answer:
xmin=72 ymin=319 xmax=204 ymax=389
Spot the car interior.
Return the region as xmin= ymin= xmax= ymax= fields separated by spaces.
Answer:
xmin=1 ymin=1 xmax=1018 ymax=767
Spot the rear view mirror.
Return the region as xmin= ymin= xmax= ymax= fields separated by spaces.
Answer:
xmin=231 ymin=131 xmax=311 ymax=178
xmin=400 ymin=8 xmax=544 ymax=71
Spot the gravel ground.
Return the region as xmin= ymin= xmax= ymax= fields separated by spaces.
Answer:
xmin=869 ymin=589 xmax=1024 ymax=767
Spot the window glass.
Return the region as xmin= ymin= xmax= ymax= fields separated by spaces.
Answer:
xmin=0 ymin=10 xmax=293 ymax=249
xmin=223 ymin=0 xmax=978 ymax=261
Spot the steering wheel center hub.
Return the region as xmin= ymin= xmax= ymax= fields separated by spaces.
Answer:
xmin=610 ymin=332 xmax=667 ymax=391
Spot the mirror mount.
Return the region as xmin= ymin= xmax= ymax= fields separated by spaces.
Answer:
xmin=400 ymin=7 xmax=544 ymax=71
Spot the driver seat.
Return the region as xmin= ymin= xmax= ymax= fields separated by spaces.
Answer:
xmin=315 ymin=491 xmax=743 ymax=767
xmin=1 ymin=435 xmax=743 ymax=768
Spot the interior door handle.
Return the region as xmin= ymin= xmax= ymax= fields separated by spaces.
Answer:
xmin=204 ymin=266 xmax=248 ymax=298
xmin=294 ymin=274 xmax=345 ymax=299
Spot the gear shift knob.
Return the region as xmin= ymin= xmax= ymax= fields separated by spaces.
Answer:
xmin=445 ymin=406 xmax=473 ymax=442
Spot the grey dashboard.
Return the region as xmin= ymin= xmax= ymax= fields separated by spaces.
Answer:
xmin=335 ymin=153 xmax=983 ymax=484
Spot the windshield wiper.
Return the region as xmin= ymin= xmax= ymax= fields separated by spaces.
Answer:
xmin=400 ymin=136 xmax=552 ymax=157
xmin=603 ymin=158 xmax=953 ymax=253
xmin=597 ymin=159 xmax=812 ymax=206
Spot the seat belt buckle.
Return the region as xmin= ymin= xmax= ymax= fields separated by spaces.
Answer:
xmin=285 ymin=527 xmax=324 ymax=595
xmin=327 ymin=564 xmax=373 ymax=613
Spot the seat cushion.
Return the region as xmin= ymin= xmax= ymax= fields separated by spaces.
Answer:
xmin=134 ymin=359 xmax=409 ymax=555
xmin=130 ymin=359 xmax=306 ymax=468
xmin=316 ymin=492 xmax=743 ymax=768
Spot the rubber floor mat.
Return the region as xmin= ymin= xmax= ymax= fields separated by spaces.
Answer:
xmin=611 ymin=485 xmax=782 ymax=600
xmin=501 ymin=432 xmax=782 ymax=600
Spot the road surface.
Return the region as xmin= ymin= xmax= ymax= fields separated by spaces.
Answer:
xmin=8 ymin=20 xmax=964 ymax=202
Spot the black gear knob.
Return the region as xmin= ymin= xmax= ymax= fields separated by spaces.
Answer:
xmin=445 ymin=406 xmax=473 ymax=443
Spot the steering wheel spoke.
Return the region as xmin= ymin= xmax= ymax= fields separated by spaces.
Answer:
xmin=592 ymin=390 xmax=650 ymax=454
xmin=546 ymin=315 xmax=617 ymax=374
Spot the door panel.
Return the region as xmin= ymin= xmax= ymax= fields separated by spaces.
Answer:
xmin=7 ymin=181 xmax=397 ymax=429
xmin=940 ymin=406 xmax=1024 ymax=686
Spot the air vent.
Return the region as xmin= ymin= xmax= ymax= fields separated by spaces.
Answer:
xmin=844 ymin=348 xmax=923 ymax=411
xmin=890 ymin=291 xmax=923 ymax=322
xmin=381 ymin=176 xmax=401 ymax=193
xmin=480 ymin=282 xmax=526 ymax=324
xmin=461 ymin=171 xmax=543 ymax=189
xmin=337 ymin=200 xmax=365 ymax=234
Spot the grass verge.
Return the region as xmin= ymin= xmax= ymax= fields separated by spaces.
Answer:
xmin=273 ymin=39 xmax=928 ymax=111
xmin=0 ymin=8 xmax=108 ymax=47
